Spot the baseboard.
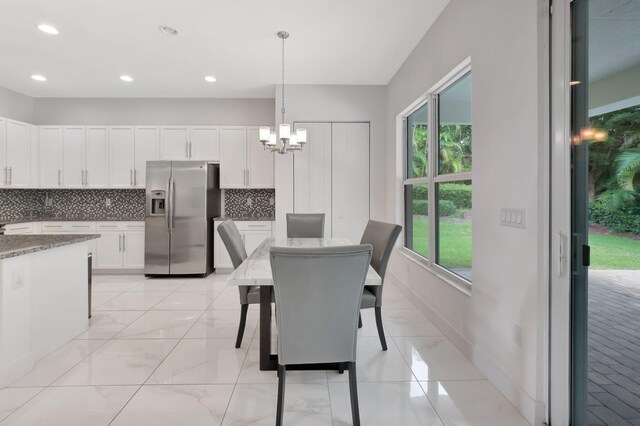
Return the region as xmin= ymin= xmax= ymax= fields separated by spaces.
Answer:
xmin=388 ymin=270 xmax=539 ymax=425
xmin=0 ymin=351 xmax=34 ymax=388
xmin=93 ymin=269 xmax=144 ymax=275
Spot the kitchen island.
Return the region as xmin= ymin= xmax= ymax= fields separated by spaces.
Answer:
xmin=0 ymin=234 xmax=99 ymax=387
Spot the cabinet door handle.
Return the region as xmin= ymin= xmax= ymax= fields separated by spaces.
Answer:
xmin=86 ymin=170 xmax=89 ymax=186
xmin=130 ymin=169 xmax=133 ymax=187
xmin=186 ymin=141 xmax=189 ymax=159
xmin=58 ymin=169 xmax=62 ymax=186
xmin=122 ymin=234 xmax=126 ymax=251
xmin=8 ymin=167 xmax=12 ymax=185
xmin=119 ymin=235 xmax=122 ymax=252
xmin=133 ymin=169 xmax=137 ymax=186
xmin=3 ymin=167 xmax=6 ymax=185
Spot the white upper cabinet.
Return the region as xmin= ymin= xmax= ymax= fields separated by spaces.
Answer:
xmin=30 ymin=125 xmax=39 ymax=187
xmin=189 ymin=126 xmax=219 ymax=161
xmin=160 ymin=127 xmax=189 ymax=160
xmin=220 ymin=126 xmax=273 ymax=189
xmin=160 ymin=126 xmax=219 ymax=161
xmin=109 ymin=127 xmax=135 ymax=188
xmin=220 ymin=126 xmax=248 ymax=188
xmin=134 ymin=127 xmax=159 ymax=188
xmin=62 ymin=126 xmax=86 ymax=188
xmin=39 ymin=126 xmax=63 ymax=188
xmin=85 ymin=126 xmax=109 ymax=188
xmin=247 ymin=126 xmax=274 ymax=188
xmin=2 ymin=119 xmax=31 ymax=188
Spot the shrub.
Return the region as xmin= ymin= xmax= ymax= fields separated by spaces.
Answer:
xmin=438 ymin=200 xmax=458 ymax=217
xmin=589 ymin=202 xmax=640 ymax=234
xmin=412 ymin=199 xmax=428 ymax=215
xmin=411 ymin=199 xmax=458 ymax=217
xmin=439 ymin=183 xmax=472 ymax=209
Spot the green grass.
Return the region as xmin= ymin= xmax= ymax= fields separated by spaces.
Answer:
xmin=411 ymin=217 xmax=640 ymax=270
xmin=589 ymin=234 xmax=640 ymax=270
xmin=410 ymin=217 xmax=472 ymax=269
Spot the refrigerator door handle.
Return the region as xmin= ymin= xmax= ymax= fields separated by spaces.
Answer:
xmin=168 ymin=177 xmax=176 ymax=231
xmin=165 ymin=178 xmax=172 ymax=232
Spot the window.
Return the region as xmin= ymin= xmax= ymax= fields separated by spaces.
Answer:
xmin=403 ymin=71 xmax=472 ymax=283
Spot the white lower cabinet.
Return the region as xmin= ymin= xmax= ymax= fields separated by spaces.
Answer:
xmin=213 ymin=220 xmax=272 ymax=269
xmin=9 ymin=221 xmax=145 ymax=271
xmin=96 ymin=222 xmax=145 ymax=270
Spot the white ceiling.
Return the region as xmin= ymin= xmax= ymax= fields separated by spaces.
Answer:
xmin=590 ymin=0 xmax=640 ymax=81
xmin=0 ymin=0 xmax=450 ymax=98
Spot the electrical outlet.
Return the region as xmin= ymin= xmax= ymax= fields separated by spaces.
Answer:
xmin=105 ymin=197 xmax=111 ymax=207
xmin=513 ymin=325 xmax=523 ymax=347
xmin=246 ymin=198 xmax=253 ymax=207
xmin=12 ymin=270 xmax=25 ymax=290
xmin=269 ymin=197 xmax=275 ymax=206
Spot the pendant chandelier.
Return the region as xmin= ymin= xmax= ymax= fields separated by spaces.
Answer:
xmin=259 ymin=31 xmax=307 ymax=154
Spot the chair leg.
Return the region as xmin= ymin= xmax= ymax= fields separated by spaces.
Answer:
xmin=358 ymin=312 xmax=362 ymax=329
xmin=276 ymin=365 xmax=286 ymax=426
xmin=348 ymin=362 xmax=360 ymax=426
xmin=374 ymin=307 xmax=387 ymax=351
xmin=235 ymin=304 xmax=249 ymax=348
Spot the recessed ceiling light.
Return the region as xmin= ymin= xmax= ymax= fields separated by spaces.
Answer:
xmin=37 ymin=24 xmax=59 ymax=35
xmin=31 ymin=74 xmax=47 ymax=82
xmin=159 ymin=25 xmax=178 ymax=36
xmin=120 ymin=75 xmax=133 ymax=82
xmin=204 ymin=76 xmax=217 ymax=83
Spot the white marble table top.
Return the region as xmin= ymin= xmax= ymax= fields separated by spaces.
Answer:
xmin=227 ymin=238 xmax=382 ymax=287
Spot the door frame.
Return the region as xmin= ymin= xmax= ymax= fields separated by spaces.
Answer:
xmin=549 ymin=0 xmax=573 ymax=424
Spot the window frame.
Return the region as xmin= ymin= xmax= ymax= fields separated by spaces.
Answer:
xmin=400 ymin=62 xmax=472 ymax=292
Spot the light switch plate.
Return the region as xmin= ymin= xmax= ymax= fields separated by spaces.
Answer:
xmin=501 ymin=208 xmax=526 ymax=229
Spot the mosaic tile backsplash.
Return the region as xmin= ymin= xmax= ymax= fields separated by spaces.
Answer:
xmin=0 ymin=189 xmax=145 ymax=221
xmin=224 ymin=189 xmax=275 ymax=219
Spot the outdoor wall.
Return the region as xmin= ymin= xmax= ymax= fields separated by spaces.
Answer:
xmin=0 ymin=85 xmax=35 ymax=123
xmin=589 ymin=64 xmax=640 ymax=116
xmin=385 ymin=0 xmax=548 ymax=424
xmin=273 ymin=84 xmax=387 ymax=238
xmin=33 ymin=98 xmax=275 ymax=125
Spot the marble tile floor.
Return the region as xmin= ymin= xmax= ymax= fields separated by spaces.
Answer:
xmin=0 ymin=273 xmax=531 ymax=425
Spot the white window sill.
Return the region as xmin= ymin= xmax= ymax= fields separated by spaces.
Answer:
xmin=398 ymin=247 xmax=472 ymax=297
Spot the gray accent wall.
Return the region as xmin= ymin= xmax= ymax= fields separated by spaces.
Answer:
xmin=33 ymin=98 xmax=275 ymax=125
xmin=0 ymin=86 xmax=35 ymax=123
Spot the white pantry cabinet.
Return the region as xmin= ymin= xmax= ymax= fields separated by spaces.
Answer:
xmin=1 ymin=119 xmax=31 ymax=188
xmin=160 ymin=126 xmax=219 ymax=161
xmin=220 ymin=126 xmax=273 ymax=189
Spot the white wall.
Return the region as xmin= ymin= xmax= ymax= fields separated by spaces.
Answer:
xmin=34 ymin=98 xmax=275 ymax=125
xmin=273 ymin=84 xmax=387 ymax=238
xmin=589 ymin=64 xmax=640 ymax=115
xmin=0 ymin=86 xmax=35 ymax=123
xmin=385 ymin=0 xmax=548 ymax=424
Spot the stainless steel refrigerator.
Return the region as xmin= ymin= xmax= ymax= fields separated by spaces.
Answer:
xmin=144 ymin=161 xmax=220 ymax=276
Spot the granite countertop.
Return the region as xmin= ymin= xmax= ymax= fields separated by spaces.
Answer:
xmin=0 ymin=215 xmax=144 ymax=226
xmin=0 ymin=234 xmax=101 ymax=260
xmin=214 ymin=216 xmax=275 ymax=222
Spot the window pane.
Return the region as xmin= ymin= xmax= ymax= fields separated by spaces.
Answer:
xmin=407 ymin=103 xmax=429 ymax=179
xmin=404 ymin=184 xmax=429 ymax=258
xmin=438 ymin=73 xmax=472 ymax=175
xmin=436 ymin=181 xmax=472 ymax=281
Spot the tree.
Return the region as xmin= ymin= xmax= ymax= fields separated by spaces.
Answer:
xmin=438 ymin=124 xmax=472 ymax=175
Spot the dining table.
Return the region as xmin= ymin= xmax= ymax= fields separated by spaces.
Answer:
xmin=227 ymin=237 xmax=382 ymax=371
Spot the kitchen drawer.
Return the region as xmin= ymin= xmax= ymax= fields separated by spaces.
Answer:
xmin=41 ymin=221 xmax=97 ymax=232
xmin=97 ymin=221 xmax=144 ymax=231
xmin=3 ymin=222 xmax=35 ymax=234
xmin=235 ymin=221 xmax=272 ymax=232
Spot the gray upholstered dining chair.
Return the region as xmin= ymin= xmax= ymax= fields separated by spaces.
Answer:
xmin=270 ymin=244 xmax=372 ymax=426
xmin=217 ymin=219 xmax=259 ymax=348
xmin=286 ymin=213 xmax=325 ymax=238
xmin=358 ymin=220 xmax=402 ymax=351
